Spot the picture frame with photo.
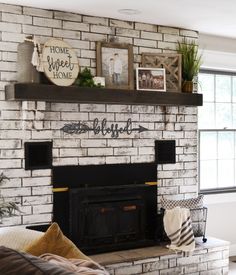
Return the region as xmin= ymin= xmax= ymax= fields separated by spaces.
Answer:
xmin=96 ymin=42 xmax=134 ymax=90
xmin=141 ymin=53 xmax=181 ymax=92
xmin=136 ymin=67 xmax=166 ymax=91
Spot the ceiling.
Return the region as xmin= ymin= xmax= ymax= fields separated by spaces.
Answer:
xmin=1 ymin=0 xmax=236 ymax=39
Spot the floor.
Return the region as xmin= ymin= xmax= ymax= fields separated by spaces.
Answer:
xmin=229 ymin=257 xmax=236 ymax=274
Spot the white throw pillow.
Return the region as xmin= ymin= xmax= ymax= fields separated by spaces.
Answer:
xmin=0 ymin=227 xmax=44 ymax=251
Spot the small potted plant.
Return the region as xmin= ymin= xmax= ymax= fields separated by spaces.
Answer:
xmin=176 ymin=38 xmax=202 ymax=93
xmin=0 ymin=172 xmax=20 ymax=223
xmin=75 ymin=67 xmax=104 ymax=88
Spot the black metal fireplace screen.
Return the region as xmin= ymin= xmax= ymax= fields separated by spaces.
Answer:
xmin=52 ymin=163 xmax=158 ymax=254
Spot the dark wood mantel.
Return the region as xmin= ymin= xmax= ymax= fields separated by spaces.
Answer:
xmin=5 ymin=83 xmax=203 ymax=106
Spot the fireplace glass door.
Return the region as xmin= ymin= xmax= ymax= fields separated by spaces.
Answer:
xmin=69 ymin=184 xmax=156 ymax=254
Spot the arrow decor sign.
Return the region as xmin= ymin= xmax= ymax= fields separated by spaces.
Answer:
xmin=61 ymin=118 xmax=148 ymax=138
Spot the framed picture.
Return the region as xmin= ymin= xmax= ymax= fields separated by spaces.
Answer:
xmin=141 ymin=53 xmax=181 ymax=92
xmin=136 ymin=67 xmax=166 ymax=91
xmin=96 ymin=42 xmax=134 ymax=90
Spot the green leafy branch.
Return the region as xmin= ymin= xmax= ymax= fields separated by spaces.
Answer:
xmin=0 ymin=172 xmax=20 ymax=221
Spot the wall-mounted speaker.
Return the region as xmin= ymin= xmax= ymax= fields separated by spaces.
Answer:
xmin=24 ymin=141 xmax=52 ymax=170
xmin=155 ymin=140 xmax=176 ymax=164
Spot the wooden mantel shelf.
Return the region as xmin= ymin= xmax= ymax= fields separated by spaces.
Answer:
xmin=5 ymin=83 xmax=203 ymax=106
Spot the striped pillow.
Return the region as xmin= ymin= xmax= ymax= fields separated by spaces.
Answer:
xmin=161 ymin=195 xmax=204 ymax=210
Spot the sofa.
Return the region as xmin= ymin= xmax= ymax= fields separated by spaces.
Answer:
xmin=0 ymin=223 xmax=108 ymax=275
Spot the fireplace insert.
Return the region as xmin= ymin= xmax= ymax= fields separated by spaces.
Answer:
xmin=52 ymin=163 xmax=158 ymax=254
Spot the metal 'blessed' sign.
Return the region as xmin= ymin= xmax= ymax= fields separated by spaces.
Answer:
xmin=61 ymin=118 xmax=148 ymax=138
xmin=42 ymin=39 xmax=79 ymax=86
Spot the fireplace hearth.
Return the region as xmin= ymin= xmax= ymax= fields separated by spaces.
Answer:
xmin=52 ymin=163 xmax=158 ymax=254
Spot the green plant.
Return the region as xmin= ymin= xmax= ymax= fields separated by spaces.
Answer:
xmin=0 ymin=172 xmax=20 ymax=221
xmin=176 ymin=38 xmax=202 ymax=82
xmin=75 ymin=67 xmax=102 ymax=88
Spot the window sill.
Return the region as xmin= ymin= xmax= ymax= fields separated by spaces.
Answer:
xmin=200 ymin=187 xmax=236 ymax=195
xmin=201 ymin=191 xmax=236 ymax=205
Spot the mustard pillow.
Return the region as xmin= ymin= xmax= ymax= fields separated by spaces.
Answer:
xmin=24 ymin=222 xmax=90 ymax=261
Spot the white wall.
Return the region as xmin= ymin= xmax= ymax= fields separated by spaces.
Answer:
xmin=204 ymin=194 xmax=236 ymax=256
xmin=199 ymin=33 xmax=236 ymax=71
xmin=199 ymin=34 xmax=236 ymax=53
xmin=199 ymin=33 xmax=236 ymax=256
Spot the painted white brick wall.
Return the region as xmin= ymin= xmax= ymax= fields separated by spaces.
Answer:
xmin=0 ymin=3 xmax=199 ymax=226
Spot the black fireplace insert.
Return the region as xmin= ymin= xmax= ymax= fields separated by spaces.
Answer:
xmin=52 ymin=163 xmax=158 ymax=254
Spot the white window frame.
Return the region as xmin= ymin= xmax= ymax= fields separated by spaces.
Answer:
xmin=198 ymin=69 xmax=236 ymax=194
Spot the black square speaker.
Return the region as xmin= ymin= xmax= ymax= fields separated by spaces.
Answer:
xmin=155 ymin=140 xmax=176 ymax=164
xmin=25 ymin=141 xmax=52 ymax=170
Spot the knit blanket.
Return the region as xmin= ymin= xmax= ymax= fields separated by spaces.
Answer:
xmin=163 ymin=206 xmax=195 ymax=253
xmin=39 ymin=253 xmax=109 ymax=275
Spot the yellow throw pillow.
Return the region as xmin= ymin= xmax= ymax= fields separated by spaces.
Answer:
xmin=24 ymin=222 xmax=90 ymax=261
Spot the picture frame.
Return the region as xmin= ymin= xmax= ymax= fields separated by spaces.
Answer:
xmin=136 ymin=67 xmax=166 ymax=92
xmin=96 ymin=42 xmax=134 ymax=90
xmin=141 ymin=53 xmax=181 ymax=92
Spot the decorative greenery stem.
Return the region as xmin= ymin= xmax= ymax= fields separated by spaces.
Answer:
xmin=0 ymin=172 xmax=20 ymax=221
xmin=176 ymin=38 xmax=202 ymax=82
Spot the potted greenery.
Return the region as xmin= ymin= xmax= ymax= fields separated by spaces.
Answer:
xmin=0 ymin=172 xmax=20 ymax=223
xmin=75 ymin=67 xmax=104 ymax=88
xmin=176 ymin=38 xmax=202 ymax=93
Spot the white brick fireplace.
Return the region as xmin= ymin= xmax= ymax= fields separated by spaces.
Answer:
xmin=1 ymin=99 xmax=198 ymax=226
xmin=0 ymin=3 xmax=231 ymax=274
xmin=0 ymin=3 xmax=199 ymax=227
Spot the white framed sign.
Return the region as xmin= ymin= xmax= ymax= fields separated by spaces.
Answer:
xmin=42 ymin=39 xmax=79 ymax=86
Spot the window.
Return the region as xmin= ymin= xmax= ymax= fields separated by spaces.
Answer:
xmin=198 ymin=70 xmax=236 ymax=193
